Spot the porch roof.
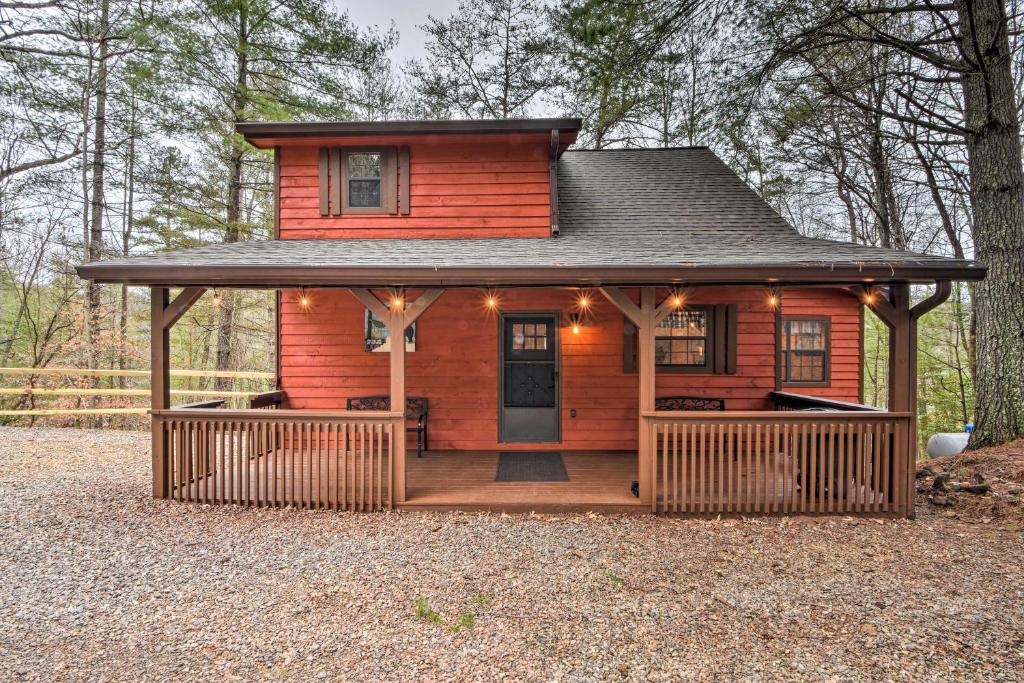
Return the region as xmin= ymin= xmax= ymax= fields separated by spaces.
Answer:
xmin=77 ymin=147 xmax=984 ymax=287
xmin=74 ymin=235 xmax=982 ymax=287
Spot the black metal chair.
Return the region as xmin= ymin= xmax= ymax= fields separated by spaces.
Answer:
xmin=346 ymin=396 xmax=429 ymax=457
xmin=654 ymin=396 xmax=726 ymax=411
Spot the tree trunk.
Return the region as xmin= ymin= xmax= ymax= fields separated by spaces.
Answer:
xmin=86 ymin=0 xmax=110 ymax=421
xmin=119 ymin=91 xmax=137 ymax=387
xmin=959 ymin=0 xmax=1024 ymax=447
xmin=214 ymin=3 xmax=249 ymax=392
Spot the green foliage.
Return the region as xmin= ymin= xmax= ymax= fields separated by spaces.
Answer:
xmin=415 ymin=595 xmax=488 ymax=632
xmin=414 ymin=596 xmax=443 ymax=626
xmin=452 ymin=613 xmax=475 ymax=633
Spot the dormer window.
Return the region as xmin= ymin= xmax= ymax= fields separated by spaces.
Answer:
xmin=347 ymin=152 xmax=382 ymax=208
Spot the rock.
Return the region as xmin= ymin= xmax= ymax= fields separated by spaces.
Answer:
xmin=916 ymin=467 xmax=933 ymax=480
xmin=930 ymin=494 xmax=949 ymax=506
xmin=932 ymin=474 xmax=950 ymax=492
xmin=956 ymin=483 xmax=992 ymax=495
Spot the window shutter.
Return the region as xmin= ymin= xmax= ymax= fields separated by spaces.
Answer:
xmin=398 ymin=146 xmax=411 ymax=215
xmin=385 ymin=147 xmax=398 ymax=214
xmin=330 ymin=147 xmax=343 ymax=215
xmin=318 ymin=147 xmax=329 ymax=216
xmin=623 ymin=321 xmax=638 ymax=373
xmin=725 ymin=303 xmax=738 ymax=374
xmin=713 ymin=305 xmax=727 ymax=374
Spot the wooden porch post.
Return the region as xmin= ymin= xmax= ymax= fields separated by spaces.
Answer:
xmin=599 ymin=286 xmax=673 ymax=508
xmin=150 ymin=285 xmax=206 ymax=499
xmin=351 ymin=288 xmax=444 ymax=504
xmin=151 ymin=287 xmax=170 ymax=498
xmin=637 ymin=287 xmax=657 ymax=506
xmin=870 ymin=281 xmax=951 ymax=517
xmin=389 ymin=307 xmax=408 ymax=502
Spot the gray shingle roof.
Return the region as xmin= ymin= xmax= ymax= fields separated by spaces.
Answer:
xmin=77 ymin=147 xmax=983 ymax=286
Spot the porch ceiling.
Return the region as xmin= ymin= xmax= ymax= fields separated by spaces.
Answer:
xmin=76 ymin=235 xmax=984 ymax=287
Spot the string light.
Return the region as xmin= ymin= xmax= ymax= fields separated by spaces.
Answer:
xmin=767 ymin=287 xmax=780 ymax=309
xmin=577 ymin=292 xmax=590 ymax=310
xmin=298 ymin=288 xmax=311 ymax=309
xmin=863 ymin=289 xmax=877 ymax=306
xmin=211 ymin=290 xmax=222 ymax=306
xmin=568 ymin=311 xmax=584 ymax=334
xmin=483 ymin=289 xmax=500 ymax=311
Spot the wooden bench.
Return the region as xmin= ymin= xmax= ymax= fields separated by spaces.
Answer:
xmin=655 ymin=396 xmax=726 ymax=411
xmin=346 ymin=396 xmax=429 ymax=457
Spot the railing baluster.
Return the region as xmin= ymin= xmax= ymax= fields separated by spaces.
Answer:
xmin=880 ymin=421 xmax=890 ymax=513
xmin=659 ymin=424 xmax=667 ymax=513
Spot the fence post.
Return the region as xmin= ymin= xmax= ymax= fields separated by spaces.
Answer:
xmin=151 ymin=287 xmax=170 ymax=499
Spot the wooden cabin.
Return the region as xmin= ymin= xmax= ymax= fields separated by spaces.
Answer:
xmin=77 ymin=118 xmax=985 ymax=516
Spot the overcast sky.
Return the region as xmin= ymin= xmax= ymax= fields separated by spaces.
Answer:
xmin=339 ymin=0 xmax=463 ymax=64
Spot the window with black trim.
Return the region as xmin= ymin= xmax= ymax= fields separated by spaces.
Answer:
xmin=655 ymin=307 xmax=712 ymax=371
xmin=781 ymin=317 xmax=830 ymax=384
xmin=623 ymin=303 xmax=737 ymax=375
xmin=347 ymin=152 xmax=382 ymax=208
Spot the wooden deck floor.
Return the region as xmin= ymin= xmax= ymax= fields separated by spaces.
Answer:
xmin=403 ymin=450 xmax=642 ymax=510
xmin=180 ymin=448 xmax=643 ymax=511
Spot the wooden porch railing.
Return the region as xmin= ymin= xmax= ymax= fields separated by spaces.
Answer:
xmin=152 ymin=409 xmax=403 ymax=511
xmin=770 ymin=391 xmax=885 ymax=412
xmin=645 ymin=411 xmax=914 ymax=517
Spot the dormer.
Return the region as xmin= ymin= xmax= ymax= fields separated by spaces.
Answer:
xmin=238 ymin=118 xmax=581 ymax=240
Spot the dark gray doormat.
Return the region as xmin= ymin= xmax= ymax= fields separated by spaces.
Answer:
xmin=495 ymin=452 xmax=569 ymax=482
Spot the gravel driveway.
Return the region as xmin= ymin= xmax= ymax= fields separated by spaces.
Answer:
xmin=1 ymin=427 xmax=1022 ymax=682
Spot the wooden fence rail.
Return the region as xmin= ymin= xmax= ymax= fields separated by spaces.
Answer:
xmin=0 ymin=367 xmax=275 ymax=417
xmin=0 ymin=388 xmax=259 ymax=398
xmin=0 ymin=367 xmax=274 ymax=379
xmin=645 ymin=411 xmax=914 ymax=517
xmin=153 ymin=409 xmax=402 ymax=511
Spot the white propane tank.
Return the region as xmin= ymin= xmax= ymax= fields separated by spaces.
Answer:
xmin=926 ymin=432 xmax=970 ymax=458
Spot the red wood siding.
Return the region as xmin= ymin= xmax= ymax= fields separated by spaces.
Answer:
xmin=279 ymin=286 xmax=864 ymax=452
xmin=278 ymin=133 xmax=551 ymax=239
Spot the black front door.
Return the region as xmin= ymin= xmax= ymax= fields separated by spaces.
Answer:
xmin=500 ymin=314 xmax=559 ymax=443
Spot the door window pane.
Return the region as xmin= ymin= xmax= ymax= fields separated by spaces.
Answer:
xmin=512 ymin=321 xmax=548 ymax=351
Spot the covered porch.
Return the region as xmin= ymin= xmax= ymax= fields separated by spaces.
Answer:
xmin=77 ymin=239 xmax=980 ymax=518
